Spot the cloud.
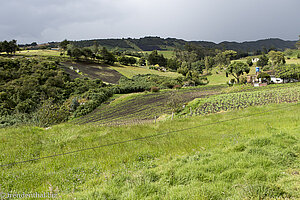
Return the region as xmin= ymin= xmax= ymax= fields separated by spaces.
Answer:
xmin=0 ymin=0 xmax=299 ymax=43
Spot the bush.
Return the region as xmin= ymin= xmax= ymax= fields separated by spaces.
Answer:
xmin=32 ymin=99 xmax=70 ymax=127
xmin=150 ymin=86 xmax=160 ymax=92
xmin=173 ymin=85 xmax=182 ymax=89
xmin=257 ymin=72 xmax=271 ymax=82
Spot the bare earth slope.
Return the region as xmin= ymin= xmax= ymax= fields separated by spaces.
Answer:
xmin=61 ymin=61 xmax=123 ymax=84
xmin=73 ymin=86 xmax=225 ymax=125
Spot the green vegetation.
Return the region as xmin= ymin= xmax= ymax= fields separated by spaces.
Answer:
xmin=181 ymin=85 xmax=299 ymax=116
xmin=0 ymin=57 xmax=106 ymax=127
xmin=268 ymin=50 xmax=286 ymax=66
xmin=70 ymin=37 xmax=296 ymax=52
xmin=73 ymin=85 xmax=226 ymax=125
xmin=110 ymin=64 xmax=181 ymax=78
xmin=0 ymin=103 xmax=299 ymax=199
xmin=148 ymin=50 xmax=167 ymax=66
xmin=296 ymin=35 xmax=300 ymax=49
xmin=0 ymin=56 xmax=188 ymax=127
xmin=1 ymin=36 xmax=300 ymax=199
xmin=0 ymin=40 xmax=19 ymax=55
xmin=225 ymin=61 xmax=250 ymax=84
xmin=16 ymin=50 xmax=64 ymax=57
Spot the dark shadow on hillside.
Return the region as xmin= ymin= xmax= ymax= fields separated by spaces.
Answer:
xmin=61 ymin=61 xmax=123 ymax=84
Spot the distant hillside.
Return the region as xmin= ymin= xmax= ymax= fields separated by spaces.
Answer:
xmin=71 ymin=37 xmax=297 ymax=52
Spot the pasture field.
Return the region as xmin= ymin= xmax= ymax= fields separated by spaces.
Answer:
xmin=0 ymin=103 xmax=299 ymax=199
xmin=15 ymin=49 xmax=65 ymax=57
xmin=205 ymin=66 xmax=256 ymax=85
xmin=206 ymin=69 xmax=232 ymax=85
xmin=286 ymin=58 xmax=300 ymax=64
xmin=109 ymin=64 xmax=182 ymax=79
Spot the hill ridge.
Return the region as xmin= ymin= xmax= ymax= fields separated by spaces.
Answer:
xmin=71 ymin=36 xmax=297 ymax=52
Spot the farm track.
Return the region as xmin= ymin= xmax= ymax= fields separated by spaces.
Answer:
xmin=73 ymin=86 xmax=225 ymax=125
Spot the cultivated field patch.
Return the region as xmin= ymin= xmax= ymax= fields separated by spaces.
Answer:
xmin=61 ymin=61 xmax=123 ymax=84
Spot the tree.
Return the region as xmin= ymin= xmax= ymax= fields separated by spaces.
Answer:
xmin=191 ymin=60 xmax=205 ymax=74
xmin=226 ymin=61 xmax=250 ymax=83
xmin=215 ymin=50 xmax=237 ymax=67
xmin=296 ymin=35 xmax=300 ymax=50
xmin=91 ymin=43 xmax=99 ymax=54
xmin=148 ymin=50 xmax=167 ymax=66
xmin=275 ymin=64 xmax=300 ymax=82
xmin=257 ymin=72 xmax=271 ymax=83
xmin=72 ymin=48 xmax=83 ymax=60
xmin=0 ymin=40 xmax=18 ymax=55
xmin=82 ymin=48 xmax=93 ymax=59
xmin=167 ymin=58 xmax=181 ymax=70
xmin=204 ymin=56 xmax=215 ymax=72
xmin=118 ymin=56 xmax=136 ymax=65
xmin=138 ymin=57 xmax=146 ymax=66
xmin=268 ymin=50 xmax=285 ymax=66
xmin=100 ymin=47 xmax=116 ymax=65
xmin=256 ymin=53 xmax=269 ymax=67
xmin=59 ymin=39 xmax=70 ymax=51
xmin=177 ymin=62 xmax=190 ymax=76
xmin=246 ymin=57 xmax=253 ymax=66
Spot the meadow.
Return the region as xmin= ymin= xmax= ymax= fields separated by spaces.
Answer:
xmin=1 ymin=48 xmax=300 ymax=199
xmin=0 ymin=102 xmax=299 ymax=199
xmin=15 ymin=50 xmax=64 ymax=57
xmin=109 ymin=64 xmax=181 ymax=79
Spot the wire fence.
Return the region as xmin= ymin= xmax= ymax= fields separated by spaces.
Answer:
xmin=0 ymin=103 xmax=298 ymax=168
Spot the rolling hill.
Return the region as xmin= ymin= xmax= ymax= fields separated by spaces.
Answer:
xmin=70 ymin=36 xmax=297 ymax=52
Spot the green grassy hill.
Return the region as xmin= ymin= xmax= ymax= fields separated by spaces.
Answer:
xmin=71 ymin=37 xmax=297 ymax=52
xmin=0 ymin=102 xmax=299 ymax=199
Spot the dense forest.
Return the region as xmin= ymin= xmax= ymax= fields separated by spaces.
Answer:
xmin=69 ymin=37 xmax=297 ymax=52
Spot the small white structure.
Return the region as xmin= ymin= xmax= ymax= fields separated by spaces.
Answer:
xmin=270 ymin=75 xmax=283 ymax=84
xmin=252 ymin=58 xmax=260 ymax=63
xmin=253 ymin=82 xmax=260 ymax=87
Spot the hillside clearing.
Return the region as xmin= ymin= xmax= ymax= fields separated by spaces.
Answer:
xmin=109 ymin=64 xmax=182 ymax=79
xmin=61 ymin=61 xmax=123 ymax=84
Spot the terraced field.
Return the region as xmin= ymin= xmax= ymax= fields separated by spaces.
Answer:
xmin=73 ymin=86 xmax=226 ymax=125
xmin=73 ymin=83 xmax=300 ymax=126
xmin=182 ymin=86 xmax=300 ymax=116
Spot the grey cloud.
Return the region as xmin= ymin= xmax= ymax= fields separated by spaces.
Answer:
xmin=0 ymin=0 xmax=299 ymax=43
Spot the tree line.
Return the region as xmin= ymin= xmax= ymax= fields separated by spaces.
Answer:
xmin=0 ymin=40 xmax=19 ymax=55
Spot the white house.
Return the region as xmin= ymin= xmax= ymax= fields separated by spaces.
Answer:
xmin=252 ymin=58 xmax=260 ymax=63
xmin=270 ymin=75 xmax=283 ymax=84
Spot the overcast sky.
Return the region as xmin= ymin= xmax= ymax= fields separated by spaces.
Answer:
xmin=0 ymin=0 xmax=299 ymax=44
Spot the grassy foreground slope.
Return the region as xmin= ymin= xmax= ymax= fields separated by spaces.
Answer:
xmin=0 ymin=103 xmax=299 ymax=199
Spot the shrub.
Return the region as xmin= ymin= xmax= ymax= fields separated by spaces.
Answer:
xmin=32 ymin=99 xmax=70 ymax=127
xmin=173 ymin=85 xmax=182 ymax=89
xmin=150 ymin=86 xmax=160 ymax=92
